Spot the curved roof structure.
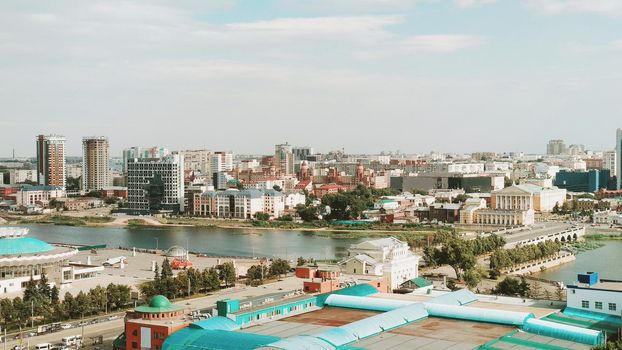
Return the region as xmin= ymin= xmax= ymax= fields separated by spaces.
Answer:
xmin=0 ymin=237 xmax=54 ymax=256
xmin=135 ymin=295 xmax=183 ymax=313
xmin=165 ymin=245 xmax=187 ymax=258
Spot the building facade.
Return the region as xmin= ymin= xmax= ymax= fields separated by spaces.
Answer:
xmin=617 ymin=128 xmax=622 ymax=190
xmin=36 ymin=134 xmax=66 ymax=188
xmin=126 ymin=154 xmax=185 ymax=214
xmin=82 ymin=136 xmax=111 ymax=192
xmin=193 ymin=189 xmax=284 ymax=219
xmin=547 ymin=139 xmax=566 ymax=155
xmin=341 ymin=238 xmax=420 ymax=290
xmin=275 ymin=143 xmax=294 ymax=175
xmin=15 ymin=185 xmax=66 ymax=206
xmin=566 ymin=272 xmax=622 ymax=317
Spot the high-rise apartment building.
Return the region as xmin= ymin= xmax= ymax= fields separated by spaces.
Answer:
xmin=122 ymin=146 xmax=170 ymax=174
xmin=617 ymin=129 xmax=622 ymax=190
xmin=82 ymin=136 xmax=111 ymax=192
xmin=603 ymin=150 xmax=617 ymax=179
xmin=292 ymin=146 xmax=314 ymax=161
xmin=126 ymin=154 xmax=185 ymax=214
xmin=547 ymin=139 xmax=566 ymax=155
xmin=275 ymin=143 xmax=294 ymax=175
xmin=178 ymin=149 xmax=211 ymax=174
xmin=36 ymin=134 xmax=66 ymax=188
xmin=210 ymin=152 xmax=233 ymax=173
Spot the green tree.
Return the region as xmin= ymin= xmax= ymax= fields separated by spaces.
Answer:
xmin=463 ymin=269 xmax=481 ymax=290
xmin=297 ymin=257 xmax=306 ymax=266
xmin=493 ymin=277 xmax=530 ymax=297
xmin=204 ymin=267 xmax=221 ymax=291
xmin=296 ymin=204 xmax=320 ymax=222
xmin=161 ymin=258 xmax=173 ymax=279
xmin=269 ymin=259 xmax=291 ymax=277
xmin=254 ymin=212 xmax=271 ymax=221
xmin=219 ymin=262 xmax=236 ymax=287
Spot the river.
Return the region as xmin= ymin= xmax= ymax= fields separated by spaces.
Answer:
xmin=22 ymin=224 xmax=363 ymax=260
xmin=535 ymin=241 xmax=622 ymax=284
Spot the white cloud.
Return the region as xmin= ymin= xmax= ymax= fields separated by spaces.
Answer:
xmin=226 ymin=16 xmax=402 ymax=36
xmin=523 ymin=0 xmax=622 ymax=16
xmin=401 ymin=34 xmax=483 ymax=52
xmin=454 ymin=0 xmax=497 ymax=8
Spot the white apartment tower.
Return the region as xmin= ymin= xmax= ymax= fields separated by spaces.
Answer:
xmin=617 ymin=129 xmax=622 ymax=190
xmin=82 ymin=136 xmax=111 ymax=192
xmin=603 ymin=150 xmax=617 ymax=179
xmin=36 ymin=134 xmax=66 ymax=188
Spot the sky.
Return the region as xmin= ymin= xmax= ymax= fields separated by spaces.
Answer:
xmin=1 ymin=0 xmax=622 ymax=157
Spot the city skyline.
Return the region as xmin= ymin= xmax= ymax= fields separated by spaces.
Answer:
xmin=2 ymin=0 xmax=622 ymax=156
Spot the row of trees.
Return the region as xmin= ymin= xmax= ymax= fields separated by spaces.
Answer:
xmin=246 ymin=258 xmax=291 ymax=286
xmin=295 ymin=185 xmax=399 ymax=222
xmin=139 ymin=259 xmax=236 ymax=300
xmin=423 ymin=234 xmax=506 ymax=280
xmin=489 ymin=241 xmax=562 ymax=276
xmin=0 ymin=274 xmax=131 ymax=331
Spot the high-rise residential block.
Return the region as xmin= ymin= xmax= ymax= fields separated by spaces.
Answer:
xmin=275 ymin=142 xmax=294 ymax=175
xmin=126 ymin=154 xmax=185 ymax=214
xmin=617 ymin=129 xmax=622 ymax=190
xmin=603 ymin=150 xmax=617 ymax=178
xmin=36 ymin=134 xmax=66 ymax=188
xmin=546 ymin=139 xmax=566 ymax=155
xmin=82 ymin=136 xmax=111 ymax=192
xmin=122 ymin=146 xmax=170 ymax=174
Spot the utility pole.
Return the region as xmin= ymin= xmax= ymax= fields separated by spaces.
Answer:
xmin=31 ymin=300 xmax=34 ymax=328
xmin=154 ymin=237 xmax=159 ymax=251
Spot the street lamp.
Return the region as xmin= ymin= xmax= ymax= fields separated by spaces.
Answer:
xmin=154 ymin=237 xmax=159 ymax=251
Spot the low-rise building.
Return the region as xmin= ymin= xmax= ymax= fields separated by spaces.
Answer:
xmin=15 ymin=185 xmax=66 ymax=207
xmin=566 ymin=272 xmax=622 ymax=318
xmin=340 ymin=237 xmax=420 ymax=290
xmin=193 ymin=189 xmax=285 ymax=219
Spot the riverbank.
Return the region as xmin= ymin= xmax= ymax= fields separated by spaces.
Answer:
xmin=1 ymin=212 xmax=452 ymax=239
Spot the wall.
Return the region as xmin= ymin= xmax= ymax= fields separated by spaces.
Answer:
xmin=567 ymin=286 xmax=622 ymax=317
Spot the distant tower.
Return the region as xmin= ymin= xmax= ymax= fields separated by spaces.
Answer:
xmin=356 ymin=162 xmax=365 ymax=183
xmin=36 ymin=134 xmax=66 ymax=187
xmin=617 ymin=129 xmax=622 ymax=190
xmin=82 ymin=136 xmax=111 ymax=192
xmin=299 ymin=161 xmax=309 ymax=180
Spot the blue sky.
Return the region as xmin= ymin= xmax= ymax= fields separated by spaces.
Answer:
xmin=1 ymin=0 xmax=621 ymax=156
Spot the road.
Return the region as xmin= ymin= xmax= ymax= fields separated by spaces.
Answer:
xmin=2 ymin=277 xmax=302 ymax=350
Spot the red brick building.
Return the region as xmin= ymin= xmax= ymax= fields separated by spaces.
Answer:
xmin=114 ymin=295 xmax=189 ymax=350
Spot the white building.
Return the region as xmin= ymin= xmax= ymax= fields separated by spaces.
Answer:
xmin=341 ymin=238 xmax=420 ymax=290
xmin=194 ymin=189 xmax=285 ymax=219
xmin=603 ymin=150 xmax=617 ymax=178
xmin=285 ymin=192 xmax=306 ymax=209
xmin=617 ymin=128 xmax=622 ymax=190
xmin=122 ymin=146 xmax=170 ymax=174
xmin=178 ymin=149 xmax=211 ymax=174
xmin=126 ymin=154 xmax=185 ymax=214
xmin=593 ymin=210 xmax=622 ymax=225
xmin=211 ymin=151 xmax=234 ymax=173
xmin=16 ymin=185 xmax=66 ymax=206
xmin=567 ymin=272 xmax=622 ymax=317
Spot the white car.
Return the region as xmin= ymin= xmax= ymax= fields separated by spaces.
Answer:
xmin=60 ymin=324 xmax=72 ymax=330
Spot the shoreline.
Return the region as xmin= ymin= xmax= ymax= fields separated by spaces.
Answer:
xmin=1 ymin=214 xmax=444 ymax=237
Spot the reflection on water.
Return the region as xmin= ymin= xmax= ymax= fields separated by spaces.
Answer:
xmin=535 ymin=241 xmax=622 ymax=284
xmin=23 ymin=224 xmax=363 ymax=260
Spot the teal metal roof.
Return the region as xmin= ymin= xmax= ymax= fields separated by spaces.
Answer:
xmin=190 ymin=317 xmax=239 ymax=331
xmin=162 ymin=329 xmax=279 ymax=350
xmin=316 ymin=284 xmax=378 ymax=307
xmin=0 ymin=237 xmax=54 ymax=256
xmin=267 ymin=335 xmax=336 ymax=350
xmin=427 ymin=289 xmax=477 ymax=306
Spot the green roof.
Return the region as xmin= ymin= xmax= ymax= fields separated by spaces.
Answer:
xmin=402 ymin=277 xmax=432 ymax=288
xmin=0 ymin=237 xmax=54 ymax=256
xmin=135 ymin=295 xmax=183 ymax=313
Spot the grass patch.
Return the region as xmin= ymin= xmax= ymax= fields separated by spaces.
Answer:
xmin=19 ymin=215 xmax=113 ymax=226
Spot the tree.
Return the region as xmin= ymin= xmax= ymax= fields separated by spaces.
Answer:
xmin=161 ymin=258 xmax=173 ymax=279
xmin=272 ymin=185 xmax=282 ymax=192
xmin=254 ymin=212 xmax=271 ymax=221
xmin=463 ymin=269 xmax=481 ymax=290
xmin=493 ymin=276 xmax=530 ymax=297
xmin=50 ymin=285 xmax=60 ymax=304
xmin=219 ymin=262 xmax=236 ymax=287
xmin=246 ymin=265 xmax=268 ymax=285
xmin=296 ymin=204 xmax=320 ymax=222
xmin=204 ymin=267 xmax=221 ymax=291
xmin=269 ymin=259 xmax=291 ymax=277
xmin=297 ymin=257 xmax=306 ymax=266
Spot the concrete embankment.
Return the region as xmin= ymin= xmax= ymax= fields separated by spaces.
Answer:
xmin=506 ymin=253 xmax=575 ymax=276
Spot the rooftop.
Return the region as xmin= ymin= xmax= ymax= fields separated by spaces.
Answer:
xmin=135 ymin=295 xmax=184 ymax=313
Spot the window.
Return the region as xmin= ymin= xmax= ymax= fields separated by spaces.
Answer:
xmin=595 ymin=302 xmax=603 ymax=310
xmin=609 ymin=303 xmax=617 ymax=311
xmin=131 ymin=342 xmax=138 ymax=349
xmin=581 ymin=300 xmax=589 ymax=308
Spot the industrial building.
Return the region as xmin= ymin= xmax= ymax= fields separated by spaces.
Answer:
xmin=161 ymin=285 xmax=612 ymax=350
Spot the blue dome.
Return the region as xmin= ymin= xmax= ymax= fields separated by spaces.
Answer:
xmin=0 ymin=237 xmax=54 ymax=256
